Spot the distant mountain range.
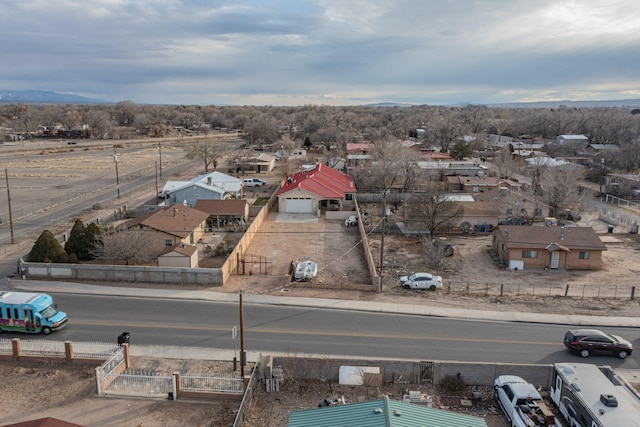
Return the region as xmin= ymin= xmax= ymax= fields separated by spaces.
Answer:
xmin=0 ymin=90 xmax=105 ymax=104
xmin=2 ymin=90 xmax=640 ymax=108
xmin=369 ymin=99 xmax=640 ymax=108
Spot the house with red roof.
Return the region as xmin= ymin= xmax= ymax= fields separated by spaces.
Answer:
xmin=277 ymin=164 xmax=356 ymax=213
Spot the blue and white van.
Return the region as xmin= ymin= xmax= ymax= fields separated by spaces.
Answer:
xmin=0 ymin=291 xmax=68 ymax=334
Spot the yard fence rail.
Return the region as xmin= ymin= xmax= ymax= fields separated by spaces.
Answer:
xmin=182 ymin=372 xmax=244 ymax=393
xmin=0 ymin=337 xmax=119 ymax=361
xmin=444 ymin=281 xmax=637 ymax=300
xmin=102 ymin=371 xmax=176 ymax=399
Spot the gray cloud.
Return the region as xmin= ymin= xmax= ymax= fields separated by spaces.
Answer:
xmin=1 ymin=0 xmax=639 ymax=105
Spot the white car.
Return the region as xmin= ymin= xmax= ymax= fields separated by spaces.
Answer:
xmin=400 ymin=272 xmax=443 ymax=290
xmin=243 ymin=178 xmax=266 ymax=187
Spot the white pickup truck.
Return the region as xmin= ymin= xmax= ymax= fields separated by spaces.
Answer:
xmin=494 ymin=375 xmax=556 ymax=427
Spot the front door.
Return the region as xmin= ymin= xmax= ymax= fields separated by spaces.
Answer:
xmin=550 ymin=251 xmax=560 ymax=269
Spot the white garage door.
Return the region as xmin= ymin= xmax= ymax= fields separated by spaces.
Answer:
xmin=285 ymin=198 xmax=313 ymax=213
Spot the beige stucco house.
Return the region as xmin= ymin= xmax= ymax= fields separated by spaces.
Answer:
xmin=123 ymin=205 xmax=209 ymax=255
xmin=492 ymin=226 xmax=606 ymax=270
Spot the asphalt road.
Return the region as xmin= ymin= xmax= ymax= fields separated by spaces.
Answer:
xmin=9 ymin=292 xmax=639 ymax=368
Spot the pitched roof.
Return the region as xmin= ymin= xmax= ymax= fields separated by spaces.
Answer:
xmin=346 ymin=143 xmax=373 ymax=153
xmin=163 ymin=171 xmax=242 ymax=195
xmin=288 ymin=397 xmax=487 ymax=427
xmin=136 ymin=205 xmax=209 ymax=238
xmin=278 ymin=164 xmax=355 ymax=199
xmin=159 ymin=243 xmax=197 ymax=257
xmin=3 ymin=418 xmax=85 ymax=427
xmin=494 ymin=226 xmax=607 ymax=251
xmin=194 ymin=199 xmax=249 ymax=216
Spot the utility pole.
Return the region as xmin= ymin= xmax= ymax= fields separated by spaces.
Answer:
xmin=5 ymin=168 xmax=15 ymax=244
xmin=113 ymin=146 xmax=120 ymax=199
xmin=155 ymin=161 xmax=159 ymax=206
xmin=158 ymin=143 xmax=163 ymax=180
xmin=239 ymin=289 xmax=245 ymax=384
xmin=599 ymin=158 xmax=605 ymax=196
xmin=378 ymin=191 xmax=387 ymax=293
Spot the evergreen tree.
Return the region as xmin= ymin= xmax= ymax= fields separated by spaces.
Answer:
xmin=29 ymin=230 xmax=68 ymax=262
xmin=450 ymin=140 xmax=473 ymax=160
xmin=65 ymin=219 xmax=92 ymax=260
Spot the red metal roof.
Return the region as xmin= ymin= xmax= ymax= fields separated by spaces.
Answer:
xmin=277 ymin=164 xmax=355 ymax=199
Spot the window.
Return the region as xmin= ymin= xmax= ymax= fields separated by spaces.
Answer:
xmin=534 ymin=208 xmax=542 ymax=216
xmin=472 ymin=186 xmax=480 ymax=192
xmin=165 ymin=239 xmax=173 ymax=246
xmin=522 ymin=250 xmax=538 ymax=258
xmin=345 ymin=193 xmax=353 ymax=201
xmin=579 ymin=251 xmax=590 ymax=260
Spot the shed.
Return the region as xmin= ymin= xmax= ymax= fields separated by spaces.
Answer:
xmin=158 ymin=243 xmax=198 ymax=268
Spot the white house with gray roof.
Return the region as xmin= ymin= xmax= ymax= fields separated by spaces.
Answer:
xmin=162 ymin=171 xmax=243 ymax=207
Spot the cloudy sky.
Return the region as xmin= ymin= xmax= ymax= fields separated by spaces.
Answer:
xmin=1 ymin=0 xmax=639 ymax=106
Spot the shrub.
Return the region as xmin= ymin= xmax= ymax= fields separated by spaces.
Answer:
xmin=439 ymin=373 xmax=467 ymax=395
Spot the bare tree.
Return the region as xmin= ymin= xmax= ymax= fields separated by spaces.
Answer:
xmin=536 ymin=165 xmax=586 ymax=218
xmin=92 ymin=229 xmax=157 ymax=265
xmin=492 ymin=147 xmax=521 ymax=179
xmin=405 ymin=182 xmax=464 ymax=237
xmin=185 ymin=139 xmax=228 ymax=173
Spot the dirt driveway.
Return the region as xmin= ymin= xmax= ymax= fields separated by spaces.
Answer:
xmin=223 ymin=211 xmax=371 ymax=294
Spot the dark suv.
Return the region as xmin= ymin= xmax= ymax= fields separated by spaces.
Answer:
xmin=564 ymin=329 xmax=633 ymax=359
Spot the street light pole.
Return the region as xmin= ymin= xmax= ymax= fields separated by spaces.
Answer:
xmin=113 ymin=146 xmax=120 ymax=199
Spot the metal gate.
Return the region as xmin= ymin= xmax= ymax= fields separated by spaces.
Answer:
xmin=419 ymin=360 xmax=434 ymax=383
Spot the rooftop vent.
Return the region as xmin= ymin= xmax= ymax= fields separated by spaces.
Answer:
xmin=373 ymin=408 xmax=383 ymax=414
xmin=393 ymin=410 xmax=402 ymax=416
xmin=600 ymin=394 xmax=618 ymax=407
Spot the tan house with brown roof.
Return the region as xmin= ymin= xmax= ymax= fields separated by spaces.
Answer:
xmin=492 ymin=226 xmax=606 ymax=270
xmin=124 ymin=205 xmax=209 ymax=253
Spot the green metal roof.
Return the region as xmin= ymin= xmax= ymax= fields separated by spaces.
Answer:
xmin=288 ymin=397 xmax=488 ymax=427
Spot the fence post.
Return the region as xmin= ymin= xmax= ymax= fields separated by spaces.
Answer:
xmin=123 ymin=343 xmax=131 ymax=369
xmin=564 ymin=284 xmax=569 ymax=297
xmin=173 ymin=371 xmax=181 ymax=400
xmin=11 ymin=338 xmax=20 ymax=359
xmin=485 ymin=283 xmax=489 ymax=296
xmin=65 ymin=341 xmax=73 ymax=362
xmin=95 ymin=366 xmax=104 ymax=395
xmin=500 ymin=284 xmax=503 ymax=297
xmin=632 ymin=286 xmax=636 ymax=301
